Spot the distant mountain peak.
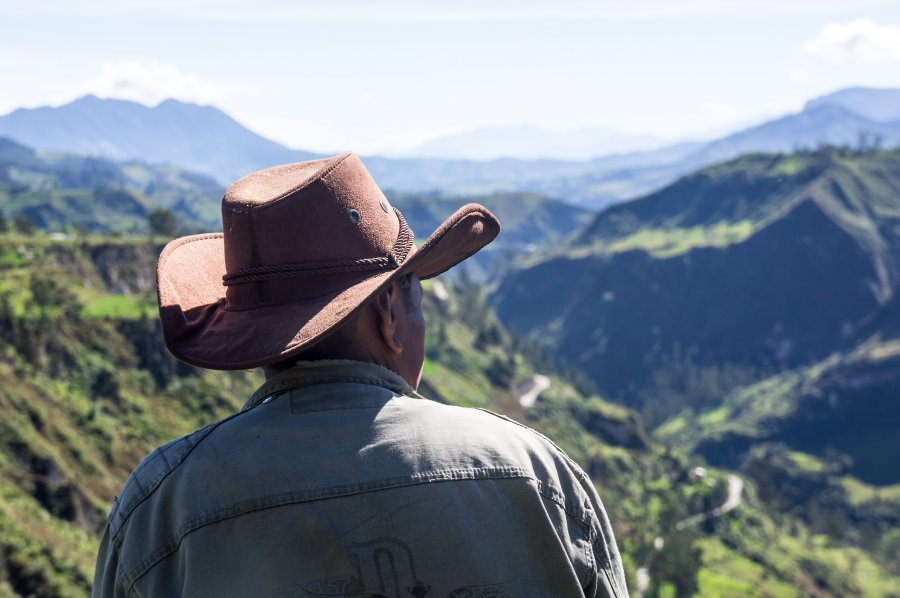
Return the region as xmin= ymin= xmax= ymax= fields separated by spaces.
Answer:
xmin=70 ymin=94 xmax=141 ymax=108
xmin=155 ymin=97 xmax=190 ymax=106
xmin=154 ymin=97 xmax=216 ymax=111
xmin=0 ymin=95 xmax=320 ymax=183
xmin=805 ymin=87 xmax=900 ymax=123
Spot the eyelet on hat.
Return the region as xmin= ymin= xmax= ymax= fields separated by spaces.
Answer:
xmin=348 ymin=209 xmax=361 ymax=224
xmin=380 ymin=199 xmax=390 ymax=213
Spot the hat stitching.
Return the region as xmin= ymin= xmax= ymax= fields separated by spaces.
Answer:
xmin=160 ymin=232 xmax=224 ymax=261
xmin=407 ymin=208 xmax=498 ymax=280
xmin=390 ymin=207 xmax=414 ymax=264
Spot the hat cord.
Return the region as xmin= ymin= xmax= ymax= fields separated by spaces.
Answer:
xmin=222 ymin=209 xmax=414 ymax=287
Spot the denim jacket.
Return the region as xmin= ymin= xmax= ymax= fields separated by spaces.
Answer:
xmin=93 ymin=360 xmax=627 ymax=597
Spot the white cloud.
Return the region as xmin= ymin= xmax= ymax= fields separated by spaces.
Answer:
xmin=802 ymin=18 xmax=900 ymax=63
xmin=79 ymin=61 xmax=237 ymax=106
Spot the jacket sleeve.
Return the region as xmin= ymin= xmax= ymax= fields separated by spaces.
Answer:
xmin=583 ymin=480 xmax=629 ymax=598
xmin=92 ymin=523 xmax=125 ymax=598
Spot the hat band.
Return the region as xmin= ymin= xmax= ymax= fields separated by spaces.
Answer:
xmin=222 ymin=208 xmax=414 ymax=287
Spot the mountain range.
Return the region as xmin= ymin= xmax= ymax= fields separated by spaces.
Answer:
xmin=489 ymin=146 xmax=900 ymax=579
xmin=406 ymin=86 xmax=900 ymax=162
xmin=2 ymin=87 xmax=899 ymax=210
xmin=805 ymin=87 xmax=900 ymax=122
xmin=0 ymin=95 xmax=320 ymax=186
xmin=494 ymin=147 xmax=900 ymax=401
xmin=0 ymin=137 xmax=224 ymax=233
xmin=0 ymin=136 xmax=591 ymax=275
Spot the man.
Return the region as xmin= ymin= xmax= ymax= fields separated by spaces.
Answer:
xmin=92 ymin=153 xmax=627 ymax=597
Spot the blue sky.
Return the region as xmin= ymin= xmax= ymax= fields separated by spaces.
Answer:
xmin=2 ymin=0 xmax=900 ymax=153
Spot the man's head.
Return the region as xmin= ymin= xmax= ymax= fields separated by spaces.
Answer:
xmin=265 ymin=274 xmax=426 ymax=388
xmin=156 ymin=153 xmax=498 ymax=373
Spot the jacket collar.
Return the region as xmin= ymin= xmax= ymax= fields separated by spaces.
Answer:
xmin=243 ymin=359 xmax=422 ymax=411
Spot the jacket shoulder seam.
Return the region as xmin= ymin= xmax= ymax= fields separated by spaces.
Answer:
xmin=120 ymin=467 xmax=556 ymax=586
xmin=476 ymin=408 xmax=596 ymax=484
xmin=108 ymin=406 xmax=259 ymax=546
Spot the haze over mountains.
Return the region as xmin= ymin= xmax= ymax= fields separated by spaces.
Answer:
xmin=1 ymin=87 xmax=899 ymax=210
xmin=406 ymin=123 xmax=667 ymax=160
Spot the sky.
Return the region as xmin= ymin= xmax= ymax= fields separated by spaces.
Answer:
xmin=2 ymin=0 xmax=900 ymax=154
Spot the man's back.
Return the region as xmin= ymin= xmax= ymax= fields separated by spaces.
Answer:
xmin=93 ymin=361 xmax=627 ymax=597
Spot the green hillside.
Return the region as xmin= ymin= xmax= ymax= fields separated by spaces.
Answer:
xmin=658 ymin=338 xmax=900 ymax=484
xmin=0 ymin=234 xmax=259 ymax=595
xmin=394 ymin=191 xmax=592 ymax=247
xmin=654 ymin=337 xmax=900 ymax=562
xmin=391 ymin=191 xmax=593 ymax=277
xmin=495 ymin=148 xmax=900 ymax=403
xmin=0 ymin=137 xmax=223 ymax=234
xmin=490 ymin=148 xmax=900 ymax=595
xmin=0 ymin=232 xmax=897 ymax=596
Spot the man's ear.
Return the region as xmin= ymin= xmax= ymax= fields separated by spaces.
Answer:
xmin=371 ymin=282 xmax=403 ymax=354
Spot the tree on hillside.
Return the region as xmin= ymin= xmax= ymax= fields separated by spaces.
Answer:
xmin=646 ymin=494 xmax=702 ymax=598
xmin=453 ymin=266 xmax=490 ymax=329
xmin=30 ymin=275 xmax=62 ymax=317
xmin=0 ymin=209 xmax=8 ymax=233
xmin=29 ymin=274 xmax=79 ymax=318
xmin=14 ymin=214 xmax=37 ymax=235
xmin=91 ymin=369 xmax=120 ymax=401
xmin=148 ymin=208 xmax=180 ymax=237
xmin=855 ymin=130 xmax=883 ymax=152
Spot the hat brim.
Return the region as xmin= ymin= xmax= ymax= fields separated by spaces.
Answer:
xmin=157 ymin=203 xmax=499 ymax=370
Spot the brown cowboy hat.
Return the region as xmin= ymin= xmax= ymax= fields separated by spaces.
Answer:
xmin=157 ymin=152 xmax=500 ymax=370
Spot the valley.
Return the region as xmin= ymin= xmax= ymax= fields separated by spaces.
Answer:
xmin=1 ymin=87 xmax=900 ymax=596
xmin=1 ymin=233 xmax=897 ymax=596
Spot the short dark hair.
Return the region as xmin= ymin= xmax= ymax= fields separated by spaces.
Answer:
xmin=396 ymin=273 xmax=416 ymax=309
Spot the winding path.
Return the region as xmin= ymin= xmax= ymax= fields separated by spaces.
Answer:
xmin=675 ymin=474 xmax=744 ymax=531
xmin=518 ymin=374 xmax=551 ymax=408
xmin=635 ymin=474 xmax=744 ymax=596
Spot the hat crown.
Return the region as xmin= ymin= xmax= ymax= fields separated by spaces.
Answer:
xmin=223 ymin=153 xmax=399 ymax=270
xmin=220 ymin=153 xmax=406 ymax=307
